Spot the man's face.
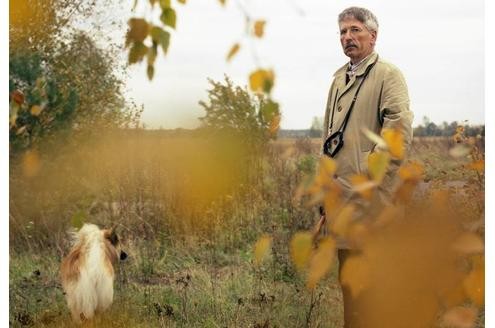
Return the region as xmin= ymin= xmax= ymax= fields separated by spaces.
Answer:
xmin=339 ymin=17 xmax=376 ymax=63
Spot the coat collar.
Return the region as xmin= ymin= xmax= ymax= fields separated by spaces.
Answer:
xmin=333 ymin=51 xmax=378 ymax=78
xmin=333 ymin=52 xmax=378 ymax=99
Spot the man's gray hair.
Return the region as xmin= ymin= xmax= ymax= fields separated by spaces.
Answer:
xmin=338 ymin=7 xmax=379 ymax=32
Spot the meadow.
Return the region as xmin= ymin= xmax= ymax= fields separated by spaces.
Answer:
xmin=9 ymin=133 xmax=484 ymax=328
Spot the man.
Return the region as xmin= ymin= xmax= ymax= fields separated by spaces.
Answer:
xmin=320 ymin=7 xmax=413 ymax=327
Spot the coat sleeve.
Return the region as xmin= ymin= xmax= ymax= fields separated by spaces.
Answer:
xmin=377 ymin=65 xmax=414 ymax=202
xmin=321 ymin=79 xmax=336 ymax=155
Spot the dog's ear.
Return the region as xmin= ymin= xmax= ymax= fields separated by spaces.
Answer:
xmin=104 ymin=228 xmax=119 ymax=246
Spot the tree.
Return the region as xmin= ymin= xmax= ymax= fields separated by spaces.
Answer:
xmin=199 ymin=76 xmax=280 ymax=152
xmin=9 ymin=0 xmax=141 ymax=152
xmin=126 ymin=0 xmax=280 ymax=135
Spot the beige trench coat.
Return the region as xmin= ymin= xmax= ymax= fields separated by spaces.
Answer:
xmin=321 ymin=52 xmax=413 ymax=206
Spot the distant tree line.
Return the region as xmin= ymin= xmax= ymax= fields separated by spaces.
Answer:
xmin=304 ymin=116 xmax=484 ymax=139
xmin=413 ymin=116 xmax=484 ymax=137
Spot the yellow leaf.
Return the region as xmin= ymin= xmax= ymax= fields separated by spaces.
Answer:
xmin=217 ymin=0 xmax=226 ymax=6
xmin=441 ymin=284 xmax=467 ymax=309
xmin=373 ymin=205 xmax=403 ymax=228
xmin=394 ymin=180 xmax=417 ymax=203
xmin=350 ymin=174 xmax=376 ymax=200
xmin=340 ymin=254 xmax=370 ymax=298
xmin=249 ymin=69 xmax=274 ymax=93
xmin=323 ymin=187 xmax=343 ymax=218
xmin=347 ymin=223 xmax=369 ymax=248
xmin=398 ymin=161 xmax=424 ymax=182
xmin=382 ymin=128 xmax=404 ymax=159
xmin=30 ymin=105 xmax=43 ymax=116
xmin=442 ymin=306 xmax=477 ymax=328
xmin=22 ymin=150 xmax=41 ymax=177
xmin=368 ymin=151 xmax=390 ymax=183
xmin=226 ymin=43 xmax=240 ymax=61
xmin=466 ymin=160 xmax=484 ymax=172
xmin=331 ymin=205 xmax=355 ymax=237
xmin=361 ymin=127 xmax=387 ymax=150
xmin=253 ymin=235 xmax=272 ymax=266
xmin=463 ymin=256 xmax=484 ymax=306
xmin=306 ymin=238 xmax=335 ymax=289
xmin=253 ymin=20 xmax=266 ymax=38
xmin=318 ymin=156 xmax=337 ymax=178
xmin=290 ymin=232 xmax=313 ymax=272
xmin=431 ymin=189 xmax=449 ymax=206
xmin=453 ymin=233 xmax=484 ymax=254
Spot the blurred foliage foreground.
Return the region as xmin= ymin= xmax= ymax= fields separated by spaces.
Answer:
xmin=10 ymin=122 xmax=484 ymax=327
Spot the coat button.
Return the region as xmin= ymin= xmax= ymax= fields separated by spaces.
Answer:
xmin=337 ymin=105 xmax=342 ymax=112
xmin=333 ymin=139 xmax=338 ymax=145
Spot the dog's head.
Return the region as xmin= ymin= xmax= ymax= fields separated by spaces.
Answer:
xmin=103 ymin=228 xmax=128 ymax=262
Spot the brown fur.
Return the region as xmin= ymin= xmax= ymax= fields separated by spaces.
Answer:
xmin=60 ymin=243 xmax=85 ymax=283
xmin=103 ymin=239 xmax=118 ymax=276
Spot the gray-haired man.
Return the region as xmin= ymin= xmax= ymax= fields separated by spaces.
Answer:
xmin=321 ymin=7 xmax=413 ymax=327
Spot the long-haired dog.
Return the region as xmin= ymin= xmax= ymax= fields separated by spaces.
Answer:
xmin=60 ymin=223 xmax=127 ymax=323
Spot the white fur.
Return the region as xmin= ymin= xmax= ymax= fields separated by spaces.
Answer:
xmin=61 ymin=224 xmax=116 ymax=323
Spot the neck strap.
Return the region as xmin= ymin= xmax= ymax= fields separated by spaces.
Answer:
xmin=336 ymin=56 xmax=378 ymax=134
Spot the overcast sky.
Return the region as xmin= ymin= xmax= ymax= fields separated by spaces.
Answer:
xmin=123 ymin=0 xmax=484 ymax=129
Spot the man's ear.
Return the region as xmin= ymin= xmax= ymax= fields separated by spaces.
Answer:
xmin=105 ymin=228 xmax=119 ymax=246
xmin=370 ymin=30 xmax=377 ymax=46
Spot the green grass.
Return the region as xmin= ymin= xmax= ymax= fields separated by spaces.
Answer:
xmin=10 ymin=238 xmax=343 ymax=327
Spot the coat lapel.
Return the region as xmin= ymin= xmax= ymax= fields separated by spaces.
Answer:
xmin=335 ymin=52 xmax=378 ymax=103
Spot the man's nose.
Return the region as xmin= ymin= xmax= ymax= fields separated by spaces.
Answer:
xmin=341 ymin=33 xmax=352 ymax=43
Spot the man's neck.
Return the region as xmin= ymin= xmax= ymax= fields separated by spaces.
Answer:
xmin=350 ymin=52 xmax=373 ymax=65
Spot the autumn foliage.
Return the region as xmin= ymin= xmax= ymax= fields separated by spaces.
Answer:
xmin=254 ymin=126 xmax=484 ymax=328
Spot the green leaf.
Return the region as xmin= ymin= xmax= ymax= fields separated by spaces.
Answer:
xmin=147 ymin=65 xmax=155 ymax=80
xmin=260 ymin=100 xmax=279 ymax=123
xmin=147 ymin=43 xmax=158 ymax=65
xmin=127 ymin=18 xmax=149 ymax=43
xmin=160 ymin=7 xmax=177 ymax=29
xmin=71 ymin=211 xmax=86 ymax=230
xmin=368 ymin=151 xmax=391 ymax=183
xmin=150 ymin=26 xmax=170 ymax=54
xmin=128 ymin=42 xmax=148 ymax=64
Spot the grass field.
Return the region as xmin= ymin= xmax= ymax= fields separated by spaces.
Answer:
xmin=9 ymin=134 xmax=484 ymax=327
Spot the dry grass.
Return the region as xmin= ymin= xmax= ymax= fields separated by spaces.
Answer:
xmin=9 ymin=134 xmax=484 ymax=327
